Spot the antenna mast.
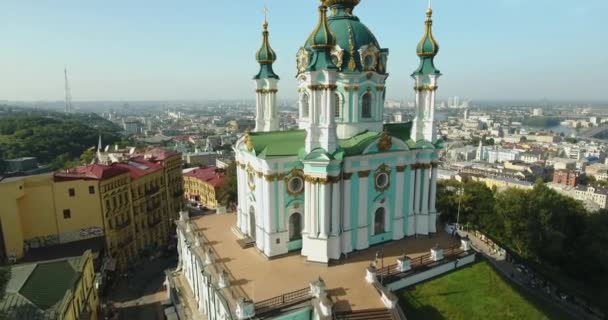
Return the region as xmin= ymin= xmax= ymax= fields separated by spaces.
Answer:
xmin=64 ymin=67 xmax=73 ymax=113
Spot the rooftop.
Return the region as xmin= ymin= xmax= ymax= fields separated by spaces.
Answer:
xmin=184 ymin=166 xmax=225 ymax=187
xmin=181 ymin=213 xmax=458 ymax=313
xmin=247 ymin=123 xmax=414 ymax=159
xmin=53 ymin=164 xmax=130 ymax=182
xmin=0 ymin=253 xmax=89 ymax=320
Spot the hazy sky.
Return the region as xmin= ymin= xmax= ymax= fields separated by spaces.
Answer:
xmin=1 ymin=0 xmax=607 ymax=102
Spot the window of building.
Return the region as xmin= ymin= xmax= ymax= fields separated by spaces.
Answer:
xmin=63 ymin=209 xmax=71 ymax=219
xmin=361 ymin=92 xmax=372 ymax=119
xmin=374 ymin=208 xmax=385 ymax=235
xmin=68 ymin=188 xmax=75 ymax=197
xmin=289 ymin=212 xmax=302 ymax=241
xmin=334 ymin=93 xmax=341 ymax=118
xmin=301 ymin=93 xmax=310 ymax=118
xmin=88 ymin=186 xmax=95 ymax=194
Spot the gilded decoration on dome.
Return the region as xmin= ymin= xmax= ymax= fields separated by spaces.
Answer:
xmin=378 ymin=130 xmax=392 ymax=152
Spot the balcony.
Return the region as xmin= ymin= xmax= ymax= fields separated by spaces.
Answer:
xmin=147 ymin=202 xmax=161 ymax=213
xmin=148 ymin=217 xmax=162 ymax=228
xmin=145 ymin=186 xmax=160 ymax=196
xmin=116 ymin=219 xmax=131 ymax=231
xmin=118 ymin=235 xmax=134 ymax=247
xmin=173 ymin=189 xmax=184 ymax=197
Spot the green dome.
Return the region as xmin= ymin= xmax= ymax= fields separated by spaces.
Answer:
xmin=303 ymin=1 xmax=387 ymax=74
xmin=310 ymin=4 xmax=336 ymax=50
xmin=412 ymin=7 xmax=440 ymax=76
xmin=416 ymin=8 xmax=439 ymax=58
xmin=256 ymin=22 xmax=277 ymax=63
xmin=254 ymin=21 xmax=279 ymax=80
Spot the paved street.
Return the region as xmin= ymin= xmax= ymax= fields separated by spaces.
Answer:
xmin=459 ymin=230 xmax=600 ymax=320
xmin=104 ymin=254 xmax=178 ymax=320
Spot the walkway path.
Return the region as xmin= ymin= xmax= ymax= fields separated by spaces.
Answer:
xmin=459 ymin=230 xmax=599 ymax=320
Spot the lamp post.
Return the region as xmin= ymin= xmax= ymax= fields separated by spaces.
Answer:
xmin=456 ymin=188 xmax=464 ymax=230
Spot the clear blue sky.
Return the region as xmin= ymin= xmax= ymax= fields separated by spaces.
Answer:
xmin=1 ymin=0 xmax=607 ymax=102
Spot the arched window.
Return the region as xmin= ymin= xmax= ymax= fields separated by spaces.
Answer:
xmin=289 ymin=212 xmax=302 ymax=241
xmin=301 ymin=93 xmax=310 ymax=118
xmin=361 ymin=92 xmax=372 ymax=119
xmin=374 ymin=208 xmax=385 ymax=235
xmin=334 ymin=93 xmax=341 ymax=118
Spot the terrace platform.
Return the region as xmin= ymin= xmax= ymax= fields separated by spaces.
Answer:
xmin=188 ymin=213 xmax=458 ymax=313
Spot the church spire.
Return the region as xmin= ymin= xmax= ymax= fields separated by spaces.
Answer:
xmin=306 ymin=1 xmax=338 ymax=71
xmin=413 ymin=0 xmax=440 ymax=75
xmin=254 ymin=6 xmax=279 ymax=80
xmin=253 ymin=6 xmax=280 ymax=132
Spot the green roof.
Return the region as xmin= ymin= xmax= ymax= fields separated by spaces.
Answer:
xmin=248 ymin=130 xmax=307 ymax=158
xmin=338 ymin=131 xmax=380 ymax=156
xmin=384 ymin=122 xmax=413 ymax=143
xmin=19 ymin=261 xmax=78 ymax=310
xmin=247 ymin=122 xmax=416 ymax=158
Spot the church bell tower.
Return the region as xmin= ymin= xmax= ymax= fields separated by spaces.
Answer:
xmin=411 ymin=3 xmax=441 ymax=143
xmin=253 ymin=11 xmax=280 ymax=132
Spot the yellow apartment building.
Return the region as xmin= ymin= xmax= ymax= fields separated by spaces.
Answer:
xmin=183 ymin=166 xmax=226 ymax=209
xmin=0 ymin=148 xmax=183 ymax=271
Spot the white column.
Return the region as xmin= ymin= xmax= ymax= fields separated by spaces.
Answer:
xmin=421 ymin=166 xmax=430 ymax=215
xmin=413 ymin=167 xmax=421 ymax=214
xmin=393 ymin=167 xmax=405 ymax=240
xmin=408 ymin=167 xmax=415 ymax=217
xmin=319 ymin=182 xmax=328 ymax=239
xmin=429 ymin=165 xmax=437 ymax=212
xmin=278 ymin=177 xmax=285 ymax=231
xmin=357 ymin=172 xmax=369 ymax=250
xmin=331 ymin=181 xmax=340 ymax=236
xmin=342 ymin=178 xmax=351 ymax=230
xmin=303 ymin=181 xmax=311 ymax=234
xmin=310 ymin=182 xmax=318 ymax=237
xmin=265 ymin=177 xmax=275 ymax=232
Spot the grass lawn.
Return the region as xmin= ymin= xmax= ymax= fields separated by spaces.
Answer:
xmin=397 ymin=260 xmax=567 ymax=320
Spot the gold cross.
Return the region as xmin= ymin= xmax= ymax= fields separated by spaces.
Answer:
xmin=263 ymin=5 xmax=269 ymax=24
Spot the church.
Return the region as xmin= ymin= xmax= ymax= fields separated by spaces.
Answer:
xmin=234 ymin=0 xmax=443 ymax=263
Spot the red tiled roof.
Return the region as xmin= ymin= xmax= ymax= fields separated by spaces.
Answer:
xmin=184 ymin=166 xmax=225 ymax=187
xmin=112 ymin=157 xmax=163 ymax=180
xmin=145 ymin=148 xmax=179 ymax=161
xmin=54 ymin=164 xmax=129 ymax=182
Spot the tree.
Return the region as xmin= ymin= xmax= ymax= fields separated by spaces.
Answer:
xmin=80 ymin=146 xmax=97 ymax=164
xmin=0 ymin=149 xmax=6 ymax=174
xmin=217 ymin=162 xmax=237 ymax=208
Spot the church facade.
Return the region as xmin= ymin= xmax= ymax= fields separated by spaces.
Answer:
xmin=235 ymin=0 xmax=443 ymax=263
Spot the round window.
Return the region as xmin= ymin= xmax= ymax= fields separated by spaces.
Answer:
xmin=375 ymin=172 xmax=389 ymax=190
xmin=287 ymin=176 xmax=304 ymax=194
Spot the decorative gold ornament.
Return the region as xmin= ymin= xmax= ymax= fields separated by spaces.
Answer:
xmin=414 ymin=85 xmax=438 ymax=92
xmin=378 ymin=130 xmax=392 ymax=152
xmin=343 ymin=172 xmax=353 ymax=180
xmin=296 ymin=47 xmax=310 ymax=74
xmin=358 ymin=170 xmax=371 ymax=178
xmin=359 ymin=43 xmax=380 ymax=72
xmin=308 ymin=84 xmax=338 ymax=91
xmin=396 ymin=165 xmax=407 ymax=172
xmin=255 ymin=89 xmax=279 ymax=94
xmin=374 ymin=163 xmax=391 ymax=192
xmin=347 ymin=23 xmax=357 ymax=71
xmin=331 ymin=45 xmax=344 ymax=69
xmin=244 ymin=129 xmax=254 ymax=152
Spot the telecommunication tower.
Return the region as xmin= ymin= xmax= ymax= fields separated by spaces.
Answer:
xmin=64 ymin=68 xmax=73 ymax=113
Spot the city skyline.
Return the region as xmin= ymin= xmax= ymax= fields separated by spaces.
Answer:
xmin=1 ymin=0 xmax=607 ymax=102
